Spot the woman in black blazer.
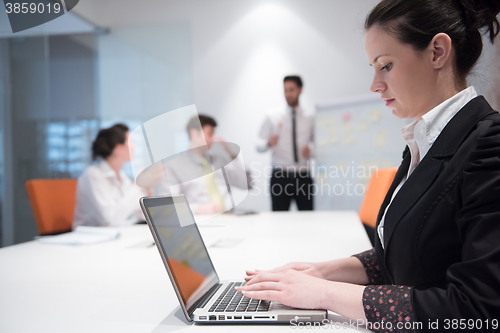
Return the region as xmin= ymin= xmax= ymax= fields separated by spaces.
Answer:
xmin=237 ymin=0 xmax=500 ymax=332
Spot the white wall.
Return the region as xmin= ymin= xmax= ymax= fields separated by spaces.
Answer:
xmin=97 ymin=22 xmax=194 ymax=123
xmin=74 ymin=0 xmax=499 ymax=211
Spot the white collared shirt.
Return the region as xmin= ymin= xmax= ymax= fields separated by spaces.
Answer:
xmin=257 ymin=106 xmax=314 ymax=169
xmin=73 ymin=159 xmax=145 ymax=228
xmin=377 ymin=87 xmax=478 ymax=248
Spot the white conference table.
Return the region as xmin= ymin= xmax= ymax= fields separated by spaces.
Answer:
xmin=0 ymin=211 xmax=372 ymax=333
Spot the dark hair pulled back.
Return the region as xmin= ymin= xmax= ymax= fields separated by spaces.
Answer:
xmin=365 ymin=0 xmax=500 ymax=81
xmin=92 ymin=124 xmax=129 ymax=160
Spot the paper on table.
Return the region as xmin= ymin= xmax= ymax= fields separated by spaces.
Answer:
xmin=37 ymin=226 xmax=120 ymax=246
xmin=210 ymin=238 xmax=243 ymax=248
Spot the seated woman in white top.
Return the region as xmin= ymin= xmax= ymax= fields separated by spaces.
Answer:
xmin=73 ymin=124 xmax=145 ymax=228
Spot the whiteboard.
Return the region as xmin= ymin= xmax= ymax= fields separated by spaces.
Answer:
xmin=313 ymin=94 xmax=410 ymax=211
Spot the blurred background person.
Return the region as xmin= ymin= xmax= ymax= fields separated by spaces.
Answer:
xmin=157 ymin=115 xmax=250 ymax=215
xmin=73 ymin=124 xmax=146 ymax=228
xmin=257 ymin=75 xmax=315 ymax=211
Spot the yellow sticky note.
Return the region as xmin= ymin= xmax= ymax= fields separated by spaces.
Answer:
xmin=345 ymin=134 xmax=355 ymax=144
xmin=318 ymin=139 xmax=328 ymax=147
xmin=374 ymin=131 xmax=387 ymax=147
xmin=329 ymin=136 xmax=339 ymax=144
xmin=342 ymin=121 xmax=352 ymax=132
xmin=358 ymin=121 xmax=368 ymax=131
xmin=370 ymin=108 xmax=381 ymax=122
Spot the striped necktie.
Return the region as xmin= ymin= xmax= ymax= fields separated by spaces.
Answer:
xmin=200 ymin=158 xmax=226 ymax=211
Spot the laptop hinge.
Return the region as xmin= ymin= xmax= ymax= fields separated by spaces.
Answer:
xmin=188 ymin=283 xmax=222 ymax=317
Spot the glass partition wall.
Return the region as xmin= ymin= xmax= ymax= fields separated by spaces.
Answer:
xmin=0 ymin=40 xmax=9 ymax=247
xmin=0 ymin=22 xmax=194 ymax=246
xmin=0 ymin=34 xmax=100 ymax=245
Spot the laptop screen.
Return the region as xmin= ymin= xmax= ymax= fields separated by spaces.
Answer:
xmin=142 ymin=196 xmax=219 ymax=311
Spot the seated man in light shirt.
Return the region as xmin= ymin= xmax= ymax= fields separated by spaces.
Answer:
xmin=156 ymin=115 xmax=249 ymax=215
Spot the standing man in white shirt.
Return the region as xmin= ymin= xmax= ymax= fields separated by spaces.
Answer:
xmin=257 ymin=75 xmax=315 ymax=211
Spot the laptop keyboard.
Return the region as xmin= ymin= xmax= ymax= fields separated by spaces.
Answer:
xmin=208 ymin=282 xmax=271 ymax=312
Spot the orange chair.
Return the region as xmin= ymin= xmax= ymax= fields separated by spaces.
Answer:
xmin=25 ymin=179 xmax=78 ymax=235
xmin=359 ymin=168 xmax=398 ymax=244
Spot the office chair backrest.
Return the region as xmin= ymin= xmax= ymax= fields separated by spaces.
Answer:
xmin=26 ymin=179 xmax=78 ymax=235
xmin=359 ymin=168 xmax=398 ymax=229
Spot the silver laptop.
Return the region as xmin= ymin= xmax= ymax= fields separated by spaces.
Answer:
xmin=139 ymin=195 xmax=327 ymax=324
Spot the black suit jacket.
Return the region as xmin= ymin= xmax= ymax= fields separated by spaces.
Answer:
xmin=374 ymin=96 xmax=500 ymax=331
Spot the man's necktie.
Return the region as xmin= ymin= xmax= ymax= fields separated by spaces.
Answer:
xmin=292 ymin=109 xmax=298 ymax=163
xmin=200 ymin=158 xmax=226 ymax=211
